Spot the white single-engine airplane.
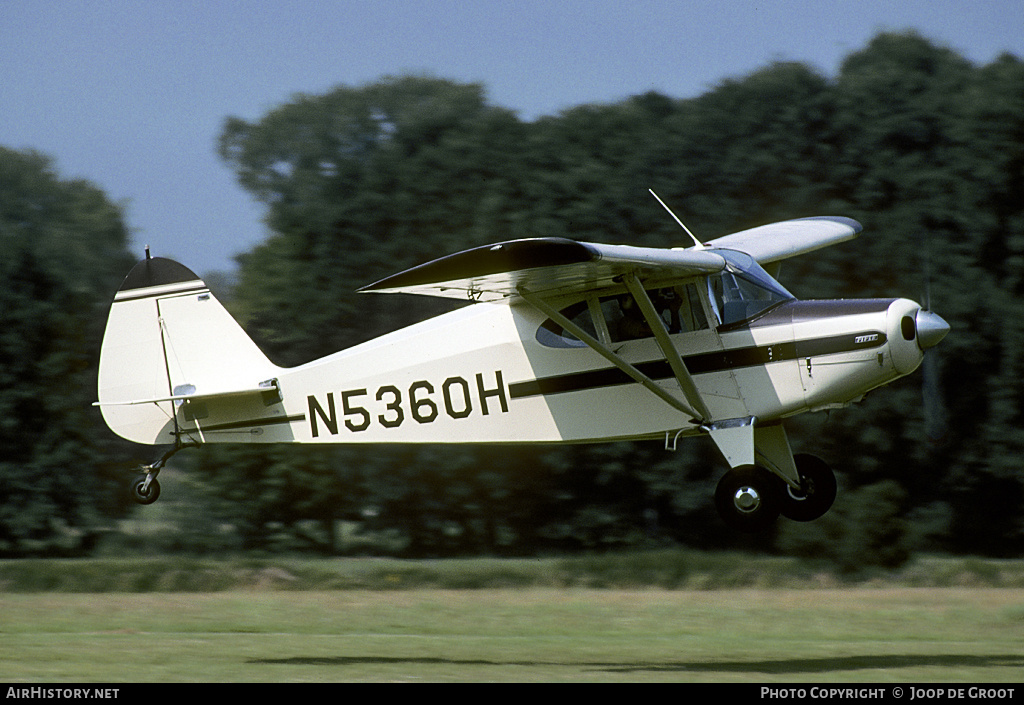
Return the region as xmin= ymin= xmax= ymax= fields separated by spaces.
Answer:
xmin=96 ymin=201 xmax=948 ymax=531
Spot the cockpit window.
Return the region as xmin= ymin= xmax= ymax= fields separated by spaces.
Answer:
xmin=537 ymin=283 xmax=709 ymax=348
xmin=708 ymin=249 xmax=794 ymax=328
xmin=536 ymin=251 xmax=793 ymax=347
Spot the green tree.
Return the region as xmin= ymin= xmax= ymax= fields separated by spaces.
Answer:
xmin=0 ymin=147 xmax=137 ymax=555
xmin=218 ymin=76 xmax=528 ymax=364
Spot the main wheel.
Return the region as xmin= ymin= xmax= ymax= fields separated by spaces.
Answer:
xmin=779 ymin=454 xmax=836 ymax=522
xmin=715 ymin=465 xmax=781 ymax=532
xmin=130 ymin=474 xmax=161 ymax=505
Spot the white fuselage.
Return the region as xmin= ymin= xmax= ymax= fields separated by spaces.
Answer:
xmin=171 ymin=295 xmax=925 ymax=447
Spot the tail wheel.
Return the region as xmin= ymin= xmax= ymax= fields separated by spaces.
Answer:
xmin=715 ymin=465 xmax=781 ymax=532
xmin=130 ymin=474 xmax=161 ymax=505
xmin=779 ymin=454 xmax=836 ymax=522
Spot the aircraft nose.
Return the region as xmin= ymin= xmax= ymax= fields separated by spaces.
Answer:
xmin=916 ymin=310 xmax=950 ymax=350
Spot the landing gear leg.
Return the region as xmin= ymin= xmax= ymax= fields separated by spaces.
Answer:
xmin=128 ymin=442 xmax=197 ymax=505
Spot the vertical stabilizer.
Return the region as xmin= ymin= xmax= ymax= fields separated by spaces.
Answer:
xmin=96 ymin=257 xmax=278 ymax=444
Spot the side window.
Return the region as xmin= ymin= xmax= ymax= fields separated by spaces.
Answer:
xmin=536 ymin=283 xmax=709 ymax=348
xmin=659 ymin=284 xmax=709 ymax=335
xmin=536 ymin=301 xmax=594 ymax=348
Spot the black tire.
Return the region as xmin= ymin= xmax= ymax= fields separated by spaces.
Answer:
xmin=715 ymin=465 xmax=781 ymax=532
xmin=779 ymin=454 xmax=836 ymax=522
xmin=130 ymin=474 xmax=161 ymax=505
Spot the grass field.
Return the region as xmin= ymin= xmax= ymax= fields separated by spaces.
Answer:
xmin=2 ymin=587 xmax=1022 ymax=682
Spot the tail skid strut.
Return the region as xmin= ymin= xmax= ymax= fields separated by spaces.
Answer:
xmin=129 ymin=437 xmax=200 ymax=506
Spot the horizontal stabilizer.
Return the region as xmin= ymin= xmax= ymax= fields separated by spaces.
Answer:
xmin=94 ymin=379 xmax=280 ymax=407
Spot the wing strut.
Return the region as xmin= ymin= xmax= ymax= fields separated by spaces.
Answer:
xmin=516 ymin=284 xmax=708 ymax=424
xmin=620 ymin=272 xmax=712 ymax=421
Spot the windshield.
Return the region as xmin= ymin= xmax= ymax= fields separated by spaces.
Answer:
xmin=708 ymin=249 xmax=794 ymax=327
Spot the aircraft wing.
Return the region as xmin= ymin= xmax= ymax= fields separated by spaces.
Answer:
xmin=702 ymin=216 xmax=862 ymax=265
xmin=358 ymin=237 xmax=726 ymax=302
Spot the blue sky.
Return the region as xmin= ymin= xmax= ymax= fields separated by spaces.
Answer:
xmin=3 ymin=0 xmax=1023 ymax=275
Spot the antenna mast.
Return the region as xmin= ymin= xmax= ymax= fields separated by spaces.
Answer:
xmin=649 ymin=189 xmax=702 ymax=249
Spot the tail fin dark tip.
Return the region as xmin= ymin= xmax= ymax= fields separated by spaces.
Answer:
xmin=119 ymin=257 xmax=202 ymax=293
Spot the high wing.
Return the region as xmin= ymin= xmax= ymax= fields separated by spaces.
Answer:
xmin=359 ymin=217 xmax=861 ymax=302
xmin=702 ymin=216 xmax=862 ymax=265
xmin=358 ymin=238 xmax=727 ymax=302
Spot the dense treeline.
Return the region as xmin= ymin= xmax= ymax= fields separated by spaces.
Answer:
xmin=0 ymin=148 xmax=138 ymax=555
xmin=3 ymin=32 xmax=1023 ymax=563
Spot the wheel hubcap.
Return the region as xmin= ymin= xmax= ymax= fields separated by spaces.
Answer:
xmin=787 ymin=481 xmax=810 ymax=502
xmin=734 ymin=486 xmax=761 ymax=513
